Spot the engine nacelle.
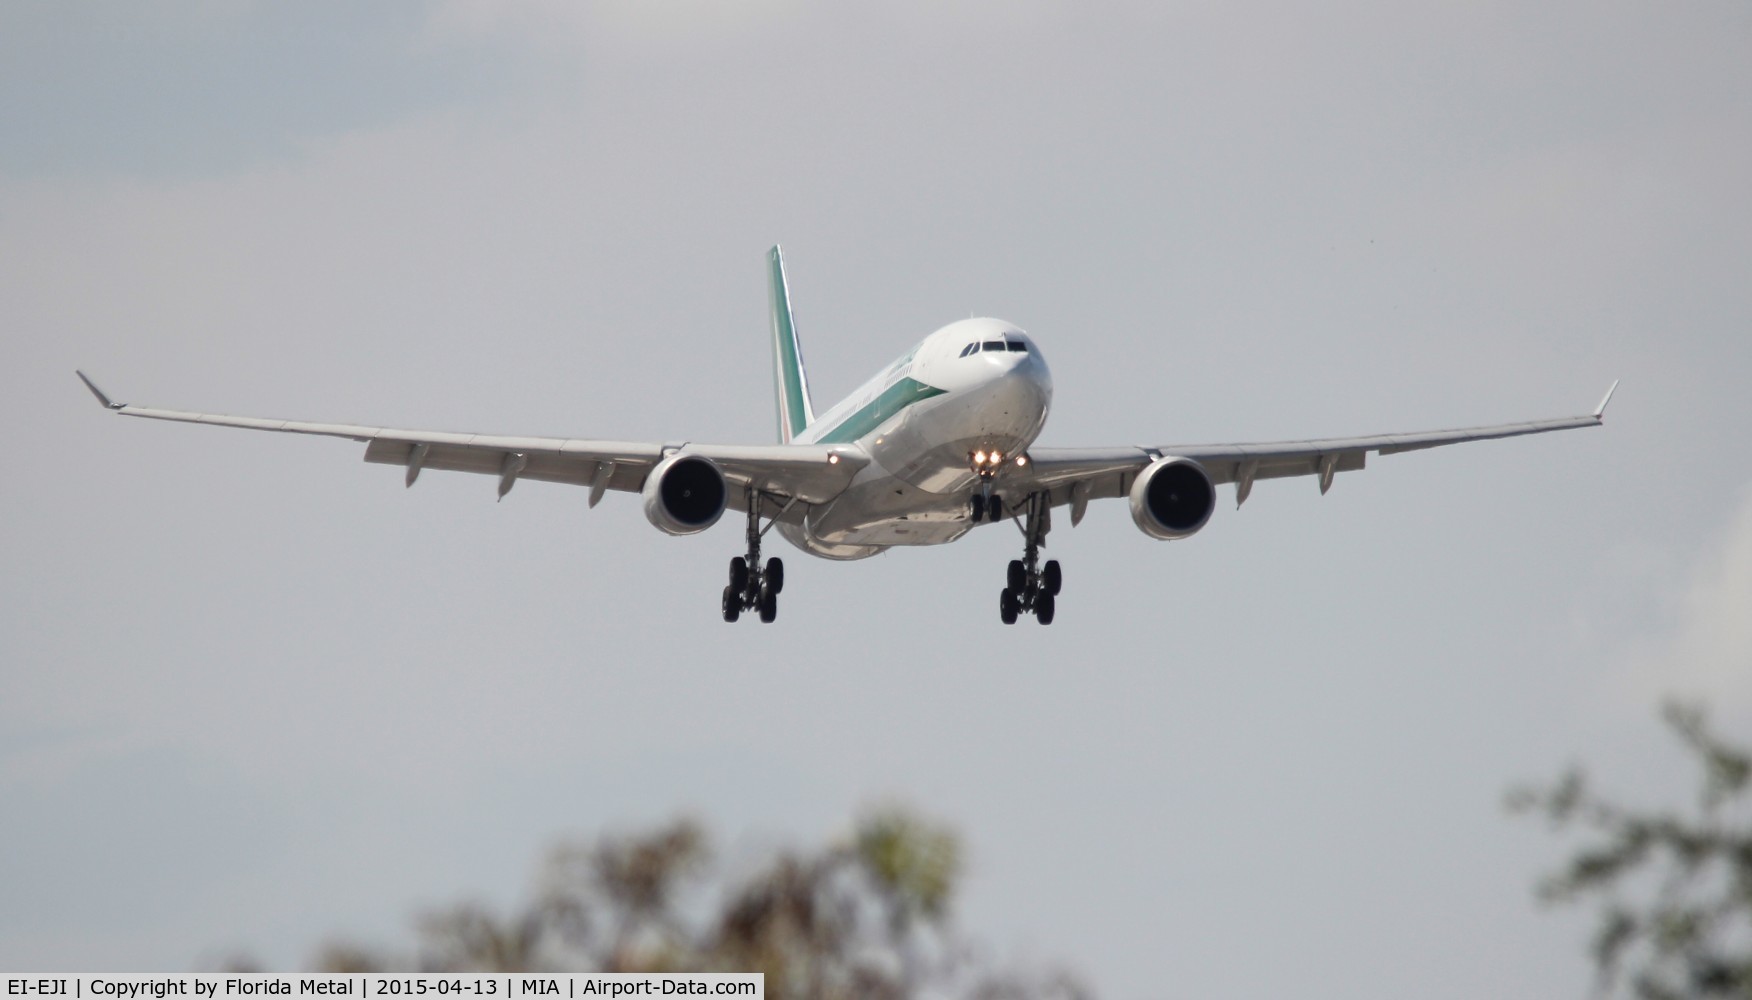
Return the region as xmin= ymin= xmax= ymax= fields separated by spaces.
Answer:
xmin=1129 ymin=456 xmax=1216 ymax=540
xmin=642 ymin=454 xmax=728 ymax=536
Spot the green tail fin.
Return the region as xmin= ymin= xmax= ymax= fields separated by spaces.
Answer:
xmin=768 ymin=245 xmax=815 ymax=443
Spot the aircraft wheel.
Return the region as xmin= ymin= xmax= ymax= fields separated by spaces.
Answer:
xmin=765 ymin=557 xmax=785 ymax=595
xmin=999 ymin=588 xmax=1019 ymax=625
xmin=758 ymin=583 xmax=778 ymax=623
xmin=729 ymin=556 xmax=749 ymax=593
xmin=722 ymin=585 xmax=741 ymax=623
xmin=970 ymin=494 xmax=986 ymax=523
xmin=1042 ymin=560 xmax=1062 ymax=597
xmin=1035 ymin=591 xmax=1056 ymax=625
xmin=1007 ymin=559 xmax=1027 ymax=593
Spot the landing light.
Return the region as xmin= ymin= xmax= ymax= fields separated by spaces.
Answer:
xmin=827 ymin=453 xmax=840 ymax=465
xmin=1016 ymin=455 xmax=1028 ymax=467
xmin=974 ymin=450 xmax=988 ymax=465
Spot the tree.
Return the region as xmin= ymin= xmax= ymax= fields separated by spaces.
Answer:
xmin=1510 ymin=703 xmax=1752 ymax=999
xmin=277 ymin=807 xmax=1088 ymax=1000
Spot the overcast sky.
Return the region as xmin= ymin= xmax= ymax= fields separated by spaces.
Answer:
xmin=3 ymin=1 xmax=1750 ymax=996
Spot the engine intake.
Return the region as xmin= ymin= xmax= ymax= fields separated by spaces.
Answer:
xmin=1129 ymin=456 xmax=1215 ymax=540
xmin=642 ymin=454 xmax=728 ymax=535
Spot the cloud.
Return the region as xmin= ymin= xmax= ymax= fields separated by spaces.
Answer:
xmin=1612 ymin=486 xmax=1752 ymax=714
xmin=1666 ymin=489 xmax=1752 ymax=690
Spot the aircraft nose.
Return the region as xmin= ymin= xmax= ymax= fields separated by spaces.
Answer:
xmin=986 ymin=345 xmax=1034 ymax=374
xmin=1013 ymin=347 xmax=1051 ymax=392
xmin=993 ymin=352 xmax=1052 ymax=411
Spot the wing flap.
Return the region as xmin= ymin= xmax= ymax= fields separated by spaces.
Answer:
xmin=359 ymin=438 xmax=653 ymax=490
xmin=356 ymin=435 xmax=860 ymax=504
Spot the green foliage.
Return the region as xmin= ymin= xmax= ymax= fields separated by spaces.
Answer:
xmin=1510 ymin=702 xmax=1752 ymax=999
xmin=855 ymin=807 xmax=961 ymax=934
xmin=287 ymin=808 xmax=1086 ymax=1000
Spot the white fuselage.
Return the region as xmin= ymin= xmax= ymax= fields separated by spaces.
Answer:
xmin=779 ymin=317 xmax=1052 ymax=559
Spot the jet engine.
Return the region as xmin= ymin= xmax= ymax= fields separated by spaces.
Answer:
xmin=642 ymin=454 xmax=728 ymax=535
xmin=1129 ymin=456 xmax=1216 ymax=540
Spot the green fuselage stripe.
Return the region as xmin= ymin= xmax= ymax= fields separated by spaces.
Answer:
xmin=816 ymin=377 xmax=948 ymax=444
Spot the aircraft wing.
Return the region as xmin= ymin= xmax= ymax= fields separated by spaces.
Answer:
xmin=1018 ymin=382 xmax=1617 ymax=515
xmin=75 ymin=372 xmax=863 ymax=517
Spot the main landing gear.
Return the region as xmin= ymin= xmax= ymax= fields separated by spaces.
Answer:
xmin=723 ymin=489 xmax=785 ymax=624
xmin=995 ymin=492 xmax=1062 ymax=625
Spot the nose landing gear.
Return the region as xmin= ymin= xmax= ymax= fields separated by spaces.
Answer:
xmin=997 ymin=492 xmax=1062 ymax=625
xmin=967 ymin=448 xmax=1007 ymax=524
xmin=722 ymin=489 xmax=787 ymax=624
xmin=970 ymin=486 xmax=993 ymax=523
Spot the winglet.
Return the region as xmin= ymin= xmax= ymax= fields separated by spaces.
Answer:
xmin=76 ymin=370 xmax=124 ymax=410
xmin=1593 ymin=379 xmax=1620 ymax=420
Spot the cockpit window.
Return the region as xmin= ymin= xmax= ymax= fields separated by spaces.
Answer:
xmin=963 ymin=338 xmax=1028 ymax=356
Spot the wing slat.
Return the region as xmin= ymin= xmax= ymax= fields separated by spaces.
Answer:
xmin=1020 ymin=392 xmax=1610 ymax=510
xmin=87 ymin=381 xmax=864 ymax=512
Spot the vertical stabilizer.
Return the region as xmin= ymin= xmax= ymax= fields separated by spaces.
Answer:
xmin=768 ymin=245 xmax=815 ymax=443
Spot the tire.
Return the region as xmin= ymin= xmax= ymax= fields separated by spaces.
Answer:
xmin=1035 ymin=591 xmax=1055 ymax=625
xmin=765 ymin=557 xmax=785 ymax=595
xmin=1007 ymin=559 xmax=1027 ymax=593
xmin=1042 ymin=560 xmax=1062 ymax=597
xmin=729 ymin=556 xmax=749 ymax=593
xmin=999 ymin=588 xmax=1019 ymax=625
xmin=970 ymin=494 xmax=985 ymax=523
xmin=758 ymin=583 xmax=778 ymax=623
xmin=722 ymin=585 xmax=741 ymax=623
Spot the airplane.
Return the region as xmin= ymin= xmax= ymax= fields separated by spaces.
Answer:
xmin=78 ymin=246 xmax=1616 ymax=625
